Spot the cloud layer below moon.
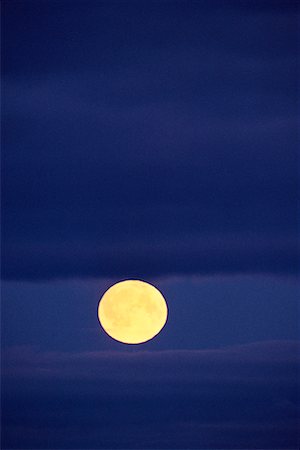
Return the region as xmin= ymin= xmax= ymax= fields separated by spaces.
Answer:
xmin=3 ymin=340 xmax=299 ymax=448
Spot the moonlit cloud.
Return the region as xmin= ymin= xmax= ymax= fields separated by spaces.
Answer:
xmin=3 ymin=341 xmax=299 ymax=448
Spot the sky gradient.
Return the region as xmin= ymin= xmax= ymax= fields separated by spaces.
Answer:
xmin=1 ymin=1 xmax=299 ymax=449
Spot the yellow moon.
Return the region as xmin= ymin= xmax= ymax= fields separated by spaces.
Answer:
xmin=98 ymin=279 xmax=168 ymax=344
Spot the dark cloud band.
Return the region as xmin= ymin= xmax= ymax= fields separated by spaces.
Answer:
xmin=2 ymin=340 xmax=299 ymax=448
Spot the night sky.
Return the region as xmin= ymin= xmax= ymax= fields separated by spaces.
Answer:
xmin=2 ymin=1 xmax=299 ymax=449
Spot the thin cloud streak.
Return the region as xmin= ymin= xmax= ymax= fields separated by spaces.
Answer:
xmin=2 ymin=340 xmax=299 ymax=448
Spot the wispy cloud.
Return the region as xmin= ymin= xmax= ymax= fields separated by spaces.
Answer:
xmin=2 ymin=341 xmax=299 ymax=448
xmin=3 ymin=0 xmax=298 ymax=281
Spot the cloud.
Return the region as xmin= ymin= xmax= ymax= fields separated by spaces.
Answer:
xmin=2 ymin=1 xmax=298 ymax=280
xmin=2 ymin=340 xmax=299 ymax=448
xmin=3 ymin=231 xmax=298 ymax=281
xmin=3 ymin=339 xmax=299 ymax=381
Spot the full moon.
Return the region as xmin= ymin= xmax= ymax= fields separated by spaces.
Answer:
xmin=98 ymin=279 xmax=168 ymax=344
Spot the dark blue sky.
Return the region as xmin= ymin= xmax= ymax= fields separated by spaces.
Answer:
xmin=1 ymin=1 xmax=299 ymax=449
